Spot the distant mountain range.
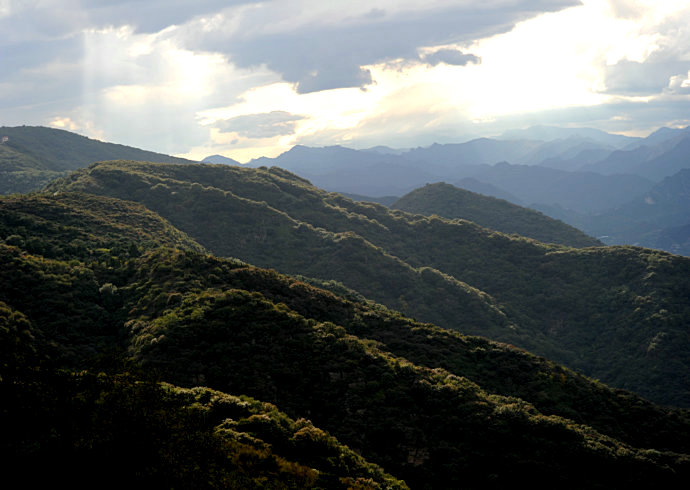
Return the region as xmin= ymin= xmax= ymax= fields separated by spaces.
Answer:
xmin=197 ymin=124 xmax=687 ymax=255
xmin=1 ymin=124 xmax=688 ymax=256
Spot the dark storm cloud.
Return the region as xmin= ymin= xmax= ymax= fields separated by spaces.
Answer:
xmin=0 ymin=0 xmax=581 ymax=96
xmin=182 ymin=1 xmax=581 ymax=93
xmin=216 ymin=111 xmax=306 ymax=138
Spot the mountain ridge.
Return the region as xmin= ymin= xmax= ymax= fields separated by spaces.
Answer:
xmin=391 ymin=182 xmax=601 ymax=247
xmin=0 ymin=125 xmax=195 ymax=194
xmin=46 ymin=160 xmax=690 ymax=407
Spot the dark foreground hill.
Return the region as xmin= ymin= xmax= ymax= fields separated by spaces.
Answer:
xmin=47 ymin=161 xmax=690 ymax=408
xmin=2 ymin=192 xmax=690 ymax=488
xmin=391 ymin=182 xmax=601 ymax=247
xmin=0 ymin=126 xmax=194 ymax=194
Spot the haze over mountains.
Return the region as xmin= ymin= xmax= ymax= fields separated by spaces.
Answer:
xmin=205 ymin=124 xmax=689 ymax=256
xmin=1 ymin=123 xmax=688 ymax=257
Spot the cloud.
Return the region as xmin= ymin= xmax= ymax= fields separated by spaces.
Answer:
xmin=215 ymin=111 xmax=306 ymax=139
xmin=179 ymin=0 xmax=580 ymax=93
xmin=599 ymin=2 xmax=690 ymax=96
xmin=603 ymin=60 xmax=690 ymax=95
xmin=421 ymin=48 xmax=480 ymax=67
xmin=666 ymin=71 xmax=690 ymax=94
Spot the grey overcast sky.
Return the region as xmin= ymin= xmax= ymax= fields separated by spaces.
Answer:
xmin=1 ymin=0 xmax=689 ymax=161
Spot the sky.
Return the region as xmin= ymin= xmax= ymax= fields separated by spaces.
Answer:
xmin=1 ymin=0 xmax=690 ymax=162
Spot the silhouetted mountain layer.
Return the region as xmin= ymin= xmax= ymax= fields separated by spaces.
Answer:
xmin=499 ymin=125 xmax=641 ymax=148
xmin=243 ymin=141 xmax=657 ymax=214
xmin=575 ymin=168 xmax=690 ymax=255
xmin=581 ymin=131 xmax=690 ymax=180
xmin=461 ymin=162 xmax=654 ymax=213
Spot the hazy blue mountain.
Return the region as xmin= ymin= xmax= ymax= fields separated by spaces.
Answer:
xmin=579 ymin=168 xmax=690 ymax=253
xmin=538 ymin=147 xmax=614 ymax=172
xmin=239 ymin=127 xmax=654 ymax=198
xmin=247 ymin=145 xmax=445 ymax=196
xmin=633 ymin=135 xmax=690 ymax=181
xmin=651 ymin=222 xmax=690 ymax=256
xmin=403 ymin=138 xmax=539 ymax=170
xmin=201 ymin=154 xmax=241 ymax=165
xmin=361 ymin=145 xmax=409 ymax=155
xmin=308 ymin=161 xmax=443 ymax=196
xmin=463 ymin=162 xmax=654 ymax=213
xmin=248 ymin=145 xmax=402 ymax=176
xmin=582 ymin=132 xmax=690 ymax=180
xmin=499 ymin=125 xmax=640 ymax=148
xmin=519 ymin=137 xmax=612 ymax=166
xmin=579 ymin=144 xmax=665 ymax=176
xmin=639 ymin=125 xmax=690 ymax=147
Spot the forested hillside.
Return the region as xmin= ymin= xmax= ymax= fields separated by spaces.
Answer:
xmin=2 ymin=191 xmax=690 ymax=488
xmin=0 ymin=126 xmax=193 ymax=194
xmin=47 ymin=161 xmax=690 ymax=407
xmin=391 ymin=182 xmax=601 ymax=247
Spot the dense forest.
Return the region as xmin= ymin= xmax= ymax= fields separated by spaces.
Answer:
xmin=390 ymin=182 xmax=601 ymax=247
xmin=47 ymin=160 xmax=690 ymax=407
xmin=3 ymin=191 xmax=690 ymax=488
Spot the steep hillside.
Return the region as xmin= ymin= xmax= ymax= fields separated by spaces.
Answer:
xmin=2 ymin=195 xmax=690 ymax=487
xmin=0 ymin=193 xmax=205 ymax=261
xmin=0 ymin=126 xmax=194 ymax=194
xmin=47 ymin=161 xmax=690 ymax=407
xmin=391 ymin=182 xmax=601 ymax=247
xmin=4 ymin=367 xmax=404 ymax=488
xmin=48 ymin=161 xmax=515 ymax=342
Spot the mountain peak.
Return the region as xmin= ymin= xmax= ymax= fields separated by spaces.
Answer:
xmin=201 ymin=154 xmax=240 ymax=165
